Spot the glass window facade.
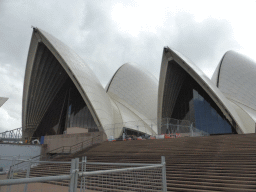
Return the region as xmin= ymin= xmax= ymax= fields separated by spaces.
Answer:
xmin=162 ymin=60 xmax=236 ymax=135
xmin=65 ymin=80 xmax=98 ymax=132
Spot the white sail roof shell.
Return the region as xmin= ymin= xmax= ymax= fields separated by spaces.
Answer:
xmin=212 ymin=51 xmax=256 ymax=124
xmin=106 ymin=64 xmax=158 ymax=122
xmin=23 ymin=28 xmax=118 ymax=136
xmin=106 ymin=63 xmax=158 ymax=134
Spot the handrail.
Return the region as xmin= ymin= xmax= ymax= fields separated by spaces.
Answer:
xmin=9 ymin=132 xmax=103 ymax=173
xmin=48 ymin=132 xmax=102 ymax=154
xmin=1 ymin=163 xmax=164 ymax=186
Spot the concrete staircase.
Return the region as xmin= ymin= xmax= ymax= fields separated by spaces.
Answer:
xmin=14 ymin=134 xmax=256 ymax=191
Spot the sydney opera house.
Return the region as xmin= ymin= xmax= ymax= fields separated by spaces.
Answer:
xmin=22 ymin=28 xmax=256 ymax=140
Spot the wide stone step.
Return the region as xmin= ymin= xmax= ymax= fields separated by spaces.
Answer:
xmin=167 ymin=182 xmax=256 ymax=192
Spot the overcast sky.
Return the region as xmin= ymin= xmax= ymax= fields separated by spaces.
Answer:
xmin=0 ymin=0 xmax=256 ymax=132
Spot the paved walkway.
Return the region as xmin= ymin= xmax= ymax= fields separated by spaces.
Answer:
xmin=0 ymin=174 xmax=96 ymax=192
xmin=0 ymin=183 xmax=96 ymax=192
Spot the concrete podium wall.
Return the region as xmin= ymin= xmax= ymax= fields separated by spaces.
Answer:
xmin=43 ymin=132 xmax=106 ymax=152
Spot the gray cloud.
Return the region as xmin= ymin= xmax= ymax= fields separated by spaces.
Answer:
xmin=170 ymin=13 xmax=241 ymax=74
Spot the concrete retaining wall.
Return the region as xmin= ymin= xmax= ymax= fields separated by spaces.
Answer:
xmin=43 ymin=132 xmax=106 ymax=153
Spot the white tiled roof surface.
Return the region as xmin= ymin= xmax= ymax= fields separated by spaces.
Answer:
xmin=211 ymin=62 xmax=221 ymax=86
xmin=108 ymin=91 xmax=158 ymax=135
xmin=216 ymin=51 xmax=256 ymax=110
xmin=212 ymin=50 xmax=256 ymax=125
xmin=106 ymin=63 xmax=158 ymax=123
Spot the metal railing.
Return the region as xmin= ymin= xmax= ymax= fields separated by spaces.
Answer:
xmin=161 ymin=117 xmax=210 ymax=137
xmin=99 ymin=117 xmax=213 ymax=140
xmin=99 ymin=117 xmax=209 ymax=138
xmin=99 ymin=117 xmax=210 ymax=140
xmin=0 ymin=156 xmax=167 ymax=192
xmin=0 ymin=117 xmax=213 ymax=144
xmin=7 ymin=133 xmax=103 ymax=177
xmin=48 ymin=133 xmax=102 ymax=155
